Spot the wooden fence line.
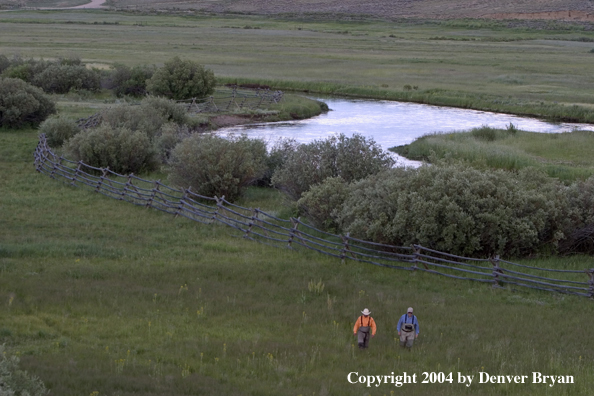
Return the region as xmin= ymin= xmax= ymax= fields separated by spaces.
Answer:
xmin=34 ymin=134 xmax=594 ymax=299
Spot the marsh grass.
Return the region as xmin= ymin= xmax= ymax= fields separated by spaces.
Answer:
xmin=2 ymin=127 xmax=594 ymax=395
xmin=392 ymin=127 xmax=594 ymax=182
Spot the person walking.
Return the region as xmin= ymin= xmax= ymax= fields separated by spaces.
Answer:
xmin=353 ymin=308 xmax=377 ymax=349
xmin=397 ymin=307 xmax=419 ymax=349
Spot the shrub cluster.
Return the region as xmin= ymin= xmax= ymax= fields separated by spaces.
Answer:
xmin=0 ymin=55 xmax=101 ymax=94
xmin=0 ymin=77 xmax=56 ymax=128
xmin=63 ymin=97 xmax=189 ymax=174
xmin=271 ymin=133 xmax=395 ymax=200
xmin=104 ymin=63 xmax=156 ymax=97
xmin=299 ymin=160 xmax=594 ymax=257
xmin=168 ymin=134 xmax=267 ymax=202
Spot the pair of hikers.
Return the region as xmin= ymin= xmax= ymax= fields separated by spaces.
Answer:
xmin=353 ymin=307 xmax=420 ymax=349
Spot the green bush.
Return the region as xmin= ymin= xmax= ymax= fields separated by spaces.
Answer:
xmin=107 ymin=63 xmax=156 ymax=97
xmin=65 ymin=123 xmax=159 ymax=174
xmin=271 ymin=133 xmax=395 ymax=200
xmin=146 ymin=56 xmax=216 ymax=100
xmin=0 ymin=54 xmax=10 ymax=73
xmin=561 ymin=175 xmax=594 ymax=254
xmin=0 ymin=344 xmax=48 ymax=396
xmin=1 ymin=63 xmax=34 ymax=82
xmin=297 ymin=176 xmax=348 ymax=231
xmin=100 ymin=97 xmax=188 ymax=139
xmin=168 ymin=134 xmax=267 ymax=202
xmin=32 ymin=64 xmax=101 ymax=94
xmin=255 ymin=138 xmax=299 ymax=187
xmin=38 ymin=116 xmax=80 ymax=148
xmin=0 ymin=77 xmax=56 ymax=128
xmin=155 ymin=122 xmax=192 ymax=162
xmin=337 ymin=164 xmax=571 ymax=257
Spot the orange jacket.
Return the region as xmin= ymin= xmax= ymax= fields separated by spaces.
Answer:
xmin=353 ymin=315 xmax=377 ymax=336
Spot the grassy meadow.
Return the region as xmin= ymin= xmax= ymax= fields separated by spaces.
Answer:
xmin=3 ymin=126 xmax=594 ymax=396
xmin=1 ymin=10 xmax=594 ymax=121
xmin=392 ymin=127 xmax=594 ymax=182
xmin=3 ymin=7 xmax=594 ymax=396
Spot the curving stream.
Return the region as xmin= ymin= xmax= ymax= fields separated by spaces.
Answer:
xmin=218 ymin=97 xmax=594 ymax=166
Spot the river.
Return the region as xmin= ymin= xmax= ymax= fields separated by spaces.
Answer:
xmin=218 ymin=97 xmax=594 ymax=166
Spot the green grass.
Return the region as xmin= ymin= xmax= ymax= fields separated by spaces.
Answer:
xmin=2 ymin=122 xmax=594 ymax=395
xmin=392 ymin=127 xmax=594 ymax=182
xmin=3 ymin=9 xmax=594 ymax=395
xmin=1 ymin=10 xmax=594 ymax=122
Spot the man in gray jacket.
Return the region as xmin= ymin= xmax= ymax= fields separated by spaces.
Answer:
xmin=397 ymin=307 xmax=419 ymax=349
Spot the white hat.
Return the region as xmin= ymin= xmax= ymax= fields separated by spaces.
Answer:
xmin=407 ymin=307 xmax=413 ymax=313
xmin=361 ymin=308 xmax=371 ymax=315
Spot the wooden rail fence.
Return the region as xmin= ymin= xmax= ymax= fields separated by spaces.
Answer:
xmin=34 ymin=134 xmax=594 ymax=299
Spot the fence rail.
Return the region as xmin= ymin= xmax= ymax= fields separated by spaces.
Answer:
xmin=34 ymin=134 xmax=594 ymax=299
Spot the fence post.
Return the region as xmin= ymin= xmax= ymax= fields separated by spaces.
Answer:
xmin=50 ymin=156 xmax=63 ymax=179
xmin=244 ymin=208 xmax=259 ymax=239
xmin=490 ymin=255 xmax=503 ymax=288
xmin=174 ymin=188 xmax=188 ymax=218
xmin=587 ymin=269 xmax=594 ymax=299
xmin=146 ymin=179 xmax=160 ymax=208
xmin=288 ymin=217 xmax=300 ymax=248
xmin=340 ymin=233 xmax=348 ymax=264
xmin=71 ymin=161 xmax=83 ymax=187
xmin=95 ymin=167 xmax=108 ymax=193
xmin=213 ymin=195 xmax=225 ymax=223
xmin=412 ymin=245 xmax=428 ymax=270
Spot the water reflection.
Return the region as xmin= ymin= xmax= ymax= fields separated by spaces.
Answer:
xmin=218 ymin=98 xmax=594 ymax=167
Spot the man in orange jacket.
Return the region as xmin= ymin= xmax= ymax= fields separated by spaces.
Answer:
xmin=353 ymin=308 xmax=377 ymax=349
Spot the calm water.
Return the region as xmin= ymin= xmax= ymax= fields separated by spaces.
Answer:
xmin=218 ymin=98 xmax=594 ymax=166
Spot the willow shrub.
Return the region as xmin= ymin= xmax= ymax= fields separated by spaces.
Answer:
xmin=100 ymin=97 xmax=188 ymax=139
xmin=331 ymin=164 xmax=572 ymax=257
xmin=0 ymin=77 xmax=56 ymax=128
xmin=297 ymin=176 xmax=349 ymax=232
xmin=32 ymin=64 xmax=101 ymax=94
xmin=38 ymin=116 xmax=80 ymax=148
xmin=168 ymin=134 xmax=267 ymax=202
xmin=147 ymin=56 xmax=216 ymax=100
xmin=65 ymin=123 xmax=159 ymax=175
xmin=271 ymin=133 xmax=395 ymax=200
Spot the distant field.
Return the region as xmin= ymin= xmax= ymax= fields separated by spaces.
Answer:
xmin=2 ymin=10 xmax=594 ymax=122
xmin=0 ymin=0 xmax=89 ymax=8
xmin=83 ymin=0 xmax=594 ymax=21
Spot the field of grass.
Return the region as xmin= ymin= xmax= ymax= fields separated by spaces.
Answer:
xmin=392 ymin=127 xmax=594 ymax=182
xmin=3 ymin=8 xmax=594 ymax=395
xmin=3 ymin=125 xmax=594 ymax=395
xmin=1 ymin=10 xmax=594 ymax=122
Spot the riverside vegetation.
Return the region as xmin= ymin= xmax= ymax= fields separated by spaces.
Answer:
xmin=2 ymin=7 xmax=594 ymax=396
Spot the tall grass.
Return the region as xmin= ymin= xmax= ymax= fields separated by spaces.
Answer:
xmin=392 ymin=127 xmax=594 ymax=182
xmin=2 ymin=128 xmax=594 ymax=395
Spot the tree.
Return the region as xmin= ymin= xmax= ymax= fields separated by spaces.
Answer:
xmin=146 ymin=56 xmax=216 ymax=100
